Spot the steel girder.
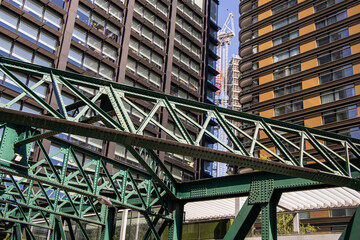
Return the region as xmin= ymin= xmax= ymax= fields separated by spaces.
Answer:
xmin=0 ymin=57 xmax=359 ymax=185
xmin=0 ymin=57 xmax=359 ymax=239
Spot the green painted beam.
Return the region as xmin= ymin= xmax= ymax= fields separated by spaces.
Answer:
xmin=177 ymin=171 xmax=360 ymax=201
xmin=0 ymin=57 xmax=359 ymax=145
xmin=1 ymin=108 xmax=359 ymax=191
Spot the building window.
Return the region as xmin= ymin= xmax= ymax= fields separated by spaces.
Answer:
xmin=337 ymin=127 xmax=360 ymax=139
xmin=176 ymin=16 xmax=202 ymax=42
xmin=68 ymin=46 xmax=114 ymax=80
xmin=317 ymin=27 xmax=349 ymax=47
xmin=273 ymin=63 xmax=301 ymax=80
xmin=134 ymin=2 xmax=166 ymax=33
xmin=273 ymin=30 xmax=299 ymax=46
xmin=171 ymin=65 xmax=199 ymax=92
xmin=1 ymin=70 xmax=48 ymax=98
xmin=273 ymin=46 xmax=300 ymax=62
xmin=252 ymin=16 xmax=258 ymax=24
xmin=252 ymin=30 xmax=258 ymax=39
xmin=275 ymin=99 xmax=303 ymax=116
xmin=173 ymin=48 xmax=200 ymax=74
xmin=131 ymin=19 xmax=165 ymax=50
xmin=77 ymin=4 xmax=120 ymax=42
xmin=209 ymin=0 xmax=218 ymax=23
xmin=322 ymin=105 xmax=358 ymax=124
xmin=72 ymin=25 xmax=117 ymax=62
xmin=274 ymin=81 xmax=302 ymax=98
xmin=177 ymin=2 xmax=202 ymax=26
xmin=315 ymin=0 xmax=344 ymax=12
xmin=272 ymin=0 xmax=297 ymax=14
xmin=170 ymin=84 xmax=197 ymax=101
xmin=252 ymin=62 xmax=258 ymax=70
xmin=0 ymin=34 xmax=53 ymax=68
xmin=147 ymin=0 xmax=168 ymax=17
xmin=129 ymin=37 xmax=163 ymax=70
xmin=252 ymin=45 xmax=258 ymax=54
xmin=126 ymin=57 xmax=162 ymax=88
xmin=2 ymin=2 xmax=62 ymax=30
xmin=273 ymin=14 xmax=298 ymax=30
xmin=0 ymin=9 xmax=58 ymax=53
xmin=319 ymin=65 xmax=353 ymax=84
xmin=175 ymin=31 xmax=201 ymax=58
xmin=94 ymin=0 xmax=124 ymax=22
xmin=320 ymin=85 xmax=355 ymax=104
xmin=315 ymin=10 xmax=347 ymax=29
xmin=318 ymin=45 xmax=351 ymax=65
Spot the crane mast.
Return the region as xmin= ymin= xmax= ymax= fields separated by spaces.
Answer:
xmin=215 ymin=13 xmax=235 ymax=106
xmin=213 ymin=13 xmax=235 ymax=177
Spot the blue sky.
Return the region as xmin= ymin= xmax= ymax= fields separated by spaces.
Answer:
xmin=218 ymin=2 xmax=241 ymax=58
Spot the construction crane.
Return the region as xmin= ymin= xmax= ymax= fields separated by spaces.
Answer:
xmin=213 ymin=13 xmax=235 ymax=177
xmin=215 ymin=12 xmax=235 ymax=107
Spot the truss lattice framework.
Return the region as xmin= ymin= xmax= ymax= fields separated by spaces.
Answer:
xmin=0 ymin=57 xmax=359 ymax=239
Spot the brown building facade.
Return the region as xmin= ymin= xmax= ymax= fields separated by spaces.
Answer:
xmin=0 ymin=0 xmax=220 ymax=181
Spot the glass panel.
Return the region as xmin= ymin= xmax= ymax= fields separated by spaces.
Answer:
xmin=72 ymin=25 xmax=86 ymax=45
xmin=95 ymin=0 xmax=107 ymax=11
xmin=139 ymin=45 xmax=151 ymax=60
xmin=144 ymin=10 xmax=154 ymax=24
xmin=68 ymin=47 xmax=82 ymax=67
xmin=0 ymin=34 xmax=12 ymax=57
xmin=77 ymin=4 xmax=91 ymax=24
xmin=12 ymin=44 xmax=33 ymax=62
xmin=87 ymin=34 xmax=102 ymax=53
xmin=105 ymin=22 xmax=119 ymax=42
xmin=38 ymin=30 xmax=57 ymax=53
xmin=18 ymin=20 xmax=38 ymax=43
xmin=137 ymin=64 xmax=149 ymax=80
xmin=103 ymin=43 xmax=117 ymax=61
xmin=149 ymin=72 xmax=161 ymax=88
xmin=109 ymin=4 xmax=123 ymax=22
xmin=44 ymin=9 xmax=61 ymax=30
xmin=91 ymin=13 xmax=105 ymax=32
xmin=0 ymin=8 xmax=18 ymax=31
xmin=99 ymin=63 xmax=114 ymax=80
xmin=24 ymin=0 xmax=43 ymax=20
xmin=83 ymin=55 xmax=98 ymax=74
xmin=34 ymin=53 xmax=53 ymax=67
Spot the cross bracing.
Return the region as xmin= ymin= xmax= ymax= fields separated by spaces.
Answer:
xmin=0 ymin=57 xmax=359 ymax=239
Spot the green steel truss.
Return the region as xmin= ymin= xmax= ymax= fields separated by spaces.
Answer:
xmin=0 ymin=57 xmax=359 ymax=239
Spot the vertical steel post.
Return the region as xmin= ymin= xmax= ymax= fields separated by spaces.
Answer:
xmin=168 ymin=202 xmax=184 ymax=240
xmin=339 ymin=205 xmax=360 ymax=240
xmin=223 ymin=198 xmax=262 ymax=240
xmin=102 ymin=207 xmax=117 ymax=240
xmin=260 ymin=191 xmax=282 ymax=240
xmin=119 ymin=209 xmax=128 ymax=240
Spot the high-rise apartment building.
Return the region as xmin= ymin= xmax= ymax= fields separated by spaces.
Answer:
xmin=227 ymin=55 xmax=241 ymax=111
xmin=238 ymin=0 xmax=360 ymax=231
xmin=238 ymin=0 xmax=360 ymax=145
xmin=0 ymin=0 xmax=220 ymax=181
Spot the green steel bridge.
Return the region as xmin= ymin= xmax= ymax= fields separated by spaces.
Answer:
xmin=0 ymin=57 xmax=359 ymax=239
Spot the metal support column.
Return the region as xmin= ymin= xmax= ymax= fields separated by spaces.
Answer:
xmin=223 ymin=198 xmax=262 ymax=240
xmin=102 ymin=207 xmax=117 ymax=240
xmin=168 ymin=202 xmax=184 ymax=240
xmin=339 ymin=205 xmax=360 ymax=240
xmin=224 ymin=179 xmax=279 ymax=240
xmin=293 ymin=213 xmax=300 ymax=234
xmin=261 ymin=191 xmax=282 ymax=240
xmin=119 ymin=209 xmax=128 ymax=240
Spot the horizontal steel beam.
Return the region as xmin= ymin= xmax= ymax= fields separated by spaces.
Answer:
xmin=177 ymin=171 xmax=360 ymax=201
xmin=1 ymin=107 xmax=359 ymax=191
